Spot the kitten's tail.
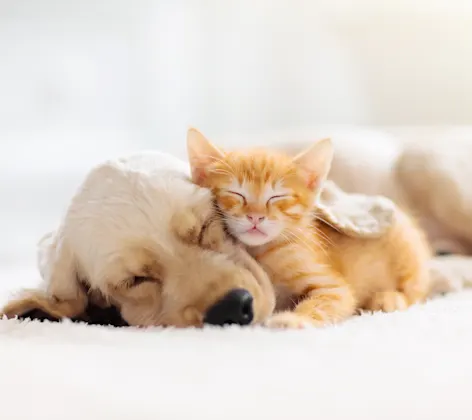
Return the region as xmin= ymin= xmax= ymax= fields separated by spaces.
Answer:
xmin=428 ymin=255 xmax=472 ymax=296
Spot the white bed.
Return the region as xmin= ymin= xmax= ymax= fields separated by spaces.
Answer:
xmin=2 ymin=126 xmax=472 ymax=420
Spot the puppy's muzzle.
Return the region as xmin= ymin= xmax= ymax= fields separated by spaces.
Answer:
xmin=204 ymin=288 xmax=254 ymax=326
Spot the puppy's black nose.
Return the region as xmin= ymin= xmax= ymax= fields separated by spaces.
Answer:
xmin=204 ymin=288 xmax=254 ymax=326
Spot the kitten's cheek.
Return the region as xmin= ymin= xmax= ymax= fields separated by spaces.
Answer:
xmin=226 ymin=220 xmax=246 ymax=236
xmin=266 ymin=223 xmax=285 ymax=240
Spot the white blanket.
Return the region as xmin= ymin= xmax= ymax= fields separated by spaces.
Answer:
xmin=2 ymin=127 xmax=472 ymax=419
xmin=1 ymin=265 xmax=472 ymax=420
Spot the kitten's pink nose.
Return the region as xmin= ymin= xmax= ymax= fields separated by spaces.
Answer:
xmin=247 ymin=214 xmax=265 ymax=224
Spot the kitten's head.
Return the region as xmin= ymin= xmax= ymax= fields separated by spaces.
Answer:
xmin=187 ymin=128 xmax=333 ymax=247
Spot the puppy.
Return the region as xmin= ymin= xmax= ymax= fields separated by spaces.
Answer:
xmin=2 ymin=152 xmax=275 ymax=327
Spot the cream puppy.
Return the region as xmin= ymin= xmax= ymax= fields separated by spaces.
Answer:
xmin=2 ymin=151 xmax=275 ymax=327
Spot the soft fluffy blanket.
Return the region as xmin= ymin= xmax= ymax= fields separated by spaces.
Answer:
xmin=1 ymin=274 xmax=472 ymax=420
xmin=2 ymin=127 xmax=472 ymax=419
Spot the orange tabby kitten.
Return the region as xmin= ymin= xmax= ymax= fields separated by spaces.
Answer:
xmin=187 ymin=128 xmax=432 ymax=329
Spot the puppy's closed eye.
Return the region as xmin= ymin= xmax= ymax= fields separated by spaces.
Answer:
xmin=132 ymin=276 xmax=154 ymax=286
xmin=116 ymin=275 xmax=155 ymax=291
xmin=118 ymin=259 xmax=164 ymax=292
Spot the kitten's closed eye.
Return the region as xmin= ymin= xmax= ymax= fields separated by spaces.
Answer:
xmin=267 ymin=195 xmax=290 ymax=205
xmin=226 ymin=191 xmax=247 ymax=204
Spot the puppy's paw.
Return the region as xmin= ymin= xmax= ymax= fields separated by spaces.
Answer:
xmin=171 ymin=210 xmax=201 ymax=243
xmin=265 ymin=312 xmax=314 ymax=329
xmin=367 ymin=291 xmax=409 ymax=313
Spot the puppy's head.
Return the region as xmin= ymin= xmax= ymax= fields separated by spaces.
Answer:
xmin=1 ymin=161 xmax=276 ymax=328
xmin=105 ymin=181 xmax=276 ymax=328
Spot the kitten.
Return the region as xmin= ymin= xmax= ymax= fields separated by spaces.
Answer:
xmin=187 ymin=128 xmax=432 ymax=329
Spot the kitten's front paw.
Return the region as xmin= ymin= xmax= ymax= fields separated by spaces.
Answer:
xmin=367 ymin=291 xmax=409 ymax=313
xmin=265 ymin=312 xmax=314 ymax=329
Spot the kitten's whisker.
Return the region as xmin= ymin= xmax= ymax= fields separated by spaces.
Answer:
xmin=307 ymin=229 xmax=335 ymax=252
xmin=314 ymin=213 xmax=342 ymax=234
xmin=285 ymin=229 xmax=329 ymax=258
xmin=289 ymin=228 xmax=332 ymax=259
xmin=280 ymin=231 xmax=298 ymax=247
xmin=309 ymin=225 xmax=336 ymax=249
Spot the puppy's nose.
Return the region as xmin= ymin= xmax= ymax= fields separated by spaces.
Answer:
xmin=204 ymin=288 xmax=254 ymax=326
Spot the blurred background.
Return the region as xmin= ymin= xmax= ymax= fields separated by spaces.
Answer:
xmin=1 ymin=0 xmax=472 ymax=282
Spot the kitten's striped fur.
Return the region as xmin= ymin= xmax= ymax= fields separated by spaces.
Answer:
xmin=187 ymin=129 xmax=432 ymax=328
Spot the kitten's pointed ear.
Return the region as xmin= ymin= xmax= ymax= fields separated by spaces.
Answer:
xmin=293 ymin=138 xmax=334 ymax=192
xmin=186 ymin=128 xmax=225 ymax=184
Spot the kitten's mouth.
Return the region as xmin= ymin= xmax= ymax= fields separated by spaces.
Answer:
xmin=245 ymin=227 xmax=267 ymax=236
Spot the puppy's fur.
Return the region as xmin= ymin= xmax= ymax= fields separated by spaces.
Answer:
xmin=2 ymin=152 xmax=275 ymax=327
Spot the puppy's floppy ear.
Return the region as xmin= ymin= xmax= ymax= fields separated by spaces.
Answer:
xmin=317 ymin=180 xmax=396 ymax=239
xmin=293 ymin=138 xmax=334 ymax=196
xmin=1 ymin=288 xmax=87 ymax=320
xmin=186 ymin=128 xmax=225 ymax=184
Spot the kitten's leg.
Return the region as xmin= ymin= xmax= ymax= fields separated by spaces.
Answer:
xmin=363 ymin=213 xmax=432 ymax=313
xmin=365 ymin=269 xmax=430 ymax=313
xmin=267 ymin=280 xmax=357 ymax=329
xmin=398 ymin=261 xmax=431 ymax=305
xmin=365 ymin=291 xmax=409 ymax=312
xmin=258 ymin=244 xmax=357 ymax=329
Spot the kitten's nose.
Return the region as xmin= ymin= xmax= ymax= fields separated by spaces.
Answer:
xmin=247 ymin=214 xmax=265 ymax=224
xmin=204 ymin=288 xmax=254 ymax=326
